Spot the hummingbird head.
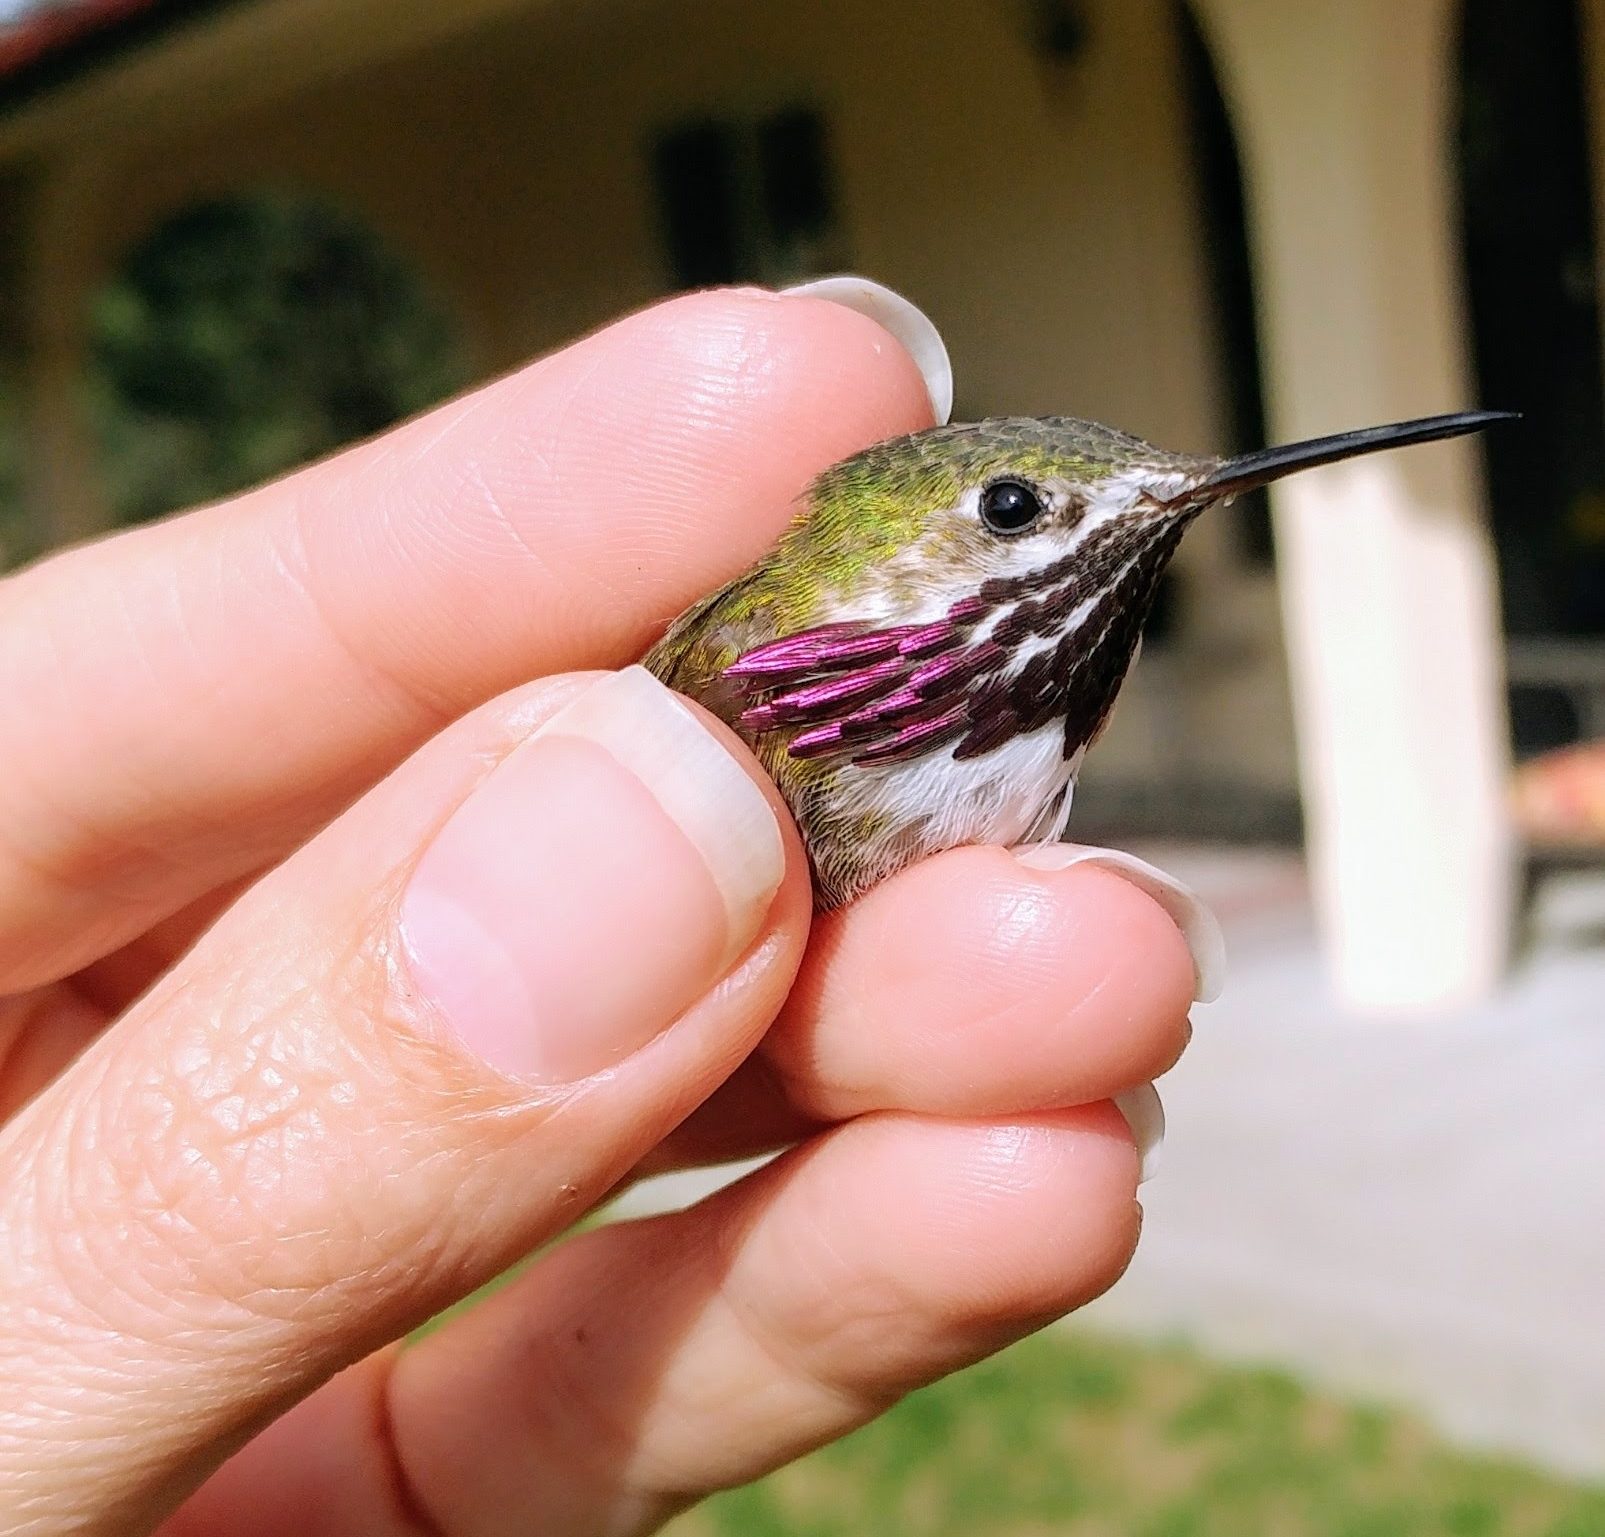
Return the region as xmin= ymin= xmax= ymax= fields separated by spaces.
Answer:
xmin=723 ymin=409 xmax=1512 ymax=771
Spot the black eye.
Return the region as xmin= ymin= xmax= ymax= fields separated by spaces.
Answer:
xmin=980 ymin=479 xmax=1045 ymax=534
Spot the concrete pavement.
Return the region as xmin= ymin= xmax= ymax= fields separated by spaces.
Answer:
xmin=1085 ymin=843 xmax=1605 ymax=1479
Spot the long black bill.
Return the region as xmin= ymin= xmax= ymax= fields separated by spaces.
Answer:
xmin=1188 ymin=409 xmax=1518 ymax=503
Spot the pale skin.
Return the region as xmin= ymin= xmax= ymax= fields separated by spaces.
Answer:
xmin=0 ymin=288 xmax=1197 ymax=1536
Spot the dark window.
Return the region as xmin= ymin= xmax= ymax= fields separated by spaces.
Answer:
xmin=757 ymin=107 xmax=835 ymax=267
xmin=1458 ymin=0 xmax=1605 ymax=751
xmin=652 ymin=105 xmax=843 ymax=288
xmin=1459 ymin=0 xmax=1605 ymax=634
xmin=652 ymin=121 xmax=744 ymax=288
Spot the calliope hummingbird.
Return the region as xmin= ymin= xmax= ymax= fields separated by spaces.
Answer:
xmin=645 ymin=410 xmax=1512 ymax=908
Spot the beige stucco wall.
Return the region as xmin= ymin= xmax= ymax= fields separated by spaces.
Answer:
xmin=2 ymin=0 xmax=1536 ymax=1005
xmin=27 ymin=0 xmax=1301 ymax=799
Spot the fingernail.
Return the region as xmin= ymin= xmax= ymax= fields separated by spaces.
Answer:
xmin=1012 ymin=843 xmax=1226 ymax=1003
xmin=782 ymin=274 xmax=953 ymax=424
xmin=400 ymin=669 xmax=785 ymax=1083
xmin=1114 ymin=1083 xmax=1165 ymax=1185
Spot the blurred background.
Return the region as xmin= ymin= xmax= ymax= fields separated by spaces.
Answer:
xmin=1 ymin=0 xmax=1602 ymax=1529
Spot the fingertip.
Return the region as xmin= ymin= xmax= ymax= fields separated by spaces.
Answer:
xmin=1015 ymin=841 xmax=1225 ymax=1002
xmin=623 ymin=282 xmax=938 ymax=444
xmin=776 ymin=275 xmax=950 ymax=424
xmin=1026 ymin=858 xmax=1200 ymax=1030
xmin=773 ymin=844 xmax=1195 ymax=1119
xmin=1112 ymin=1082 xmax=1166 ymax=1185
xmin=788 ymin=1108 xmax=1144 ymax=1345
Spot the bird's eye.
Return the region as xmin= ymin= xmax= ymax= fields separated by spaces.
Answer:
xmin=980 ymin=479 xmax=1045 ymax=535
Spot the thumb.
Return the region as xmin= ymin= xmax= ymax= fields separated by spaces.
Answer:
xmin=0 ymin=668 xmax=804 ymax=1535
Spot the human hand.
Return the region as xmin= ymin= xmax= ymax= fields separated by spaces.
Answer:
xmin=0 ymin=284 xmax=1216 ymax=1536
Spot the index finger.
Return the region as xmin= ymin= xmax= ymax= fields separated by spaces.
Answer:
xmin=0 ymin=287 xmax=935 ymax=988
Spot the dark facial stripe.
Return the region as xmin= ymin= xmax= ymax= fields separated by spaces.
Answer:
xmin=974 ymin=514 xmax=1161 ymax=609
xmin=1058 ymin=524 xmax=1184 ymax=760
xmin=952 ymin=522 xmax=1182 ymax=763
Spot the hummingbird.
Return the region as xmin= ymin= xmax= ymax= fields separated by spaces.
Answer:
xmin=645 ymin=410 xmax=1512 ymax=908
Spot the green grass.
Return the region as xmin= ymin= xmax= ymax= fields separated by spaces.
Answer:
xmin=667 ymin=1328 xmax=1605 ymax=1537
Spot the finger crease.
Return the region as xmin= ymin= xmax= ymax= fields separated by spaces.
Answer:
xmin=371 ymin=1352 xmax=455 ymax=1537
xmin=279 ymin=503 xmax=461 ymax=733
xmin=709 ymin=1249 xmax=885 ymax=1433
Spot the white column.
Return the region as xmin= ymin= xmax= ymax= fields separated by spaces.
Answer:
xmin=1192 ymin=0 xmax=1515 ymax=1011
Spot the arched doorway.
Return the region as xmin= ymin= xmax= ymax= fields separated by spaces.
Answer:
xmin=1176 ymin=0 xmax=1273 ymax=574
xmin=1457 ymin=0 xmax=1605 ymax=752
xmin=1070 ymin=1 xmax=1298 ymax=844
xmin=88 ymin=190 xmax=469 ymax=527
